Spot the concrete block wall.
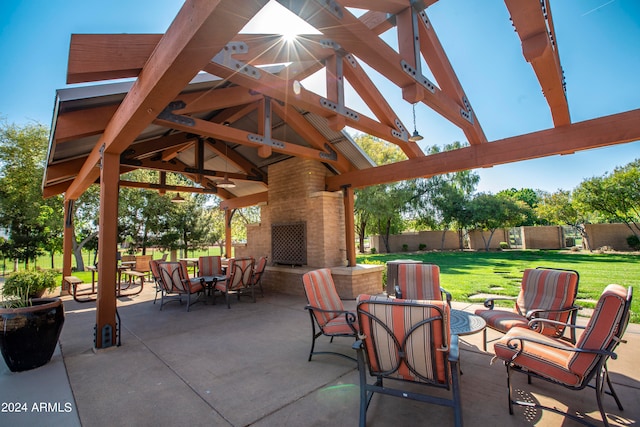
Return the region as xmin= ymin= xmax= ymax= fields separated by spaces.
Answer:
xmin=521 ymin=225 xmax=562 ymax=249
xmin=585 ymin=223 xmax=639 ymax=250
xmin=370 ymin=230 xmax=459 ymax=253
xmin=467 ymin=229 xmax=509 ymax=250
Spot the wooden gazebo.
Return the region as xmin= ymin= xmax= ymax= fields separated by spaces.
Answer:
xmin=43 ymin=0 xmax=640 ymax=349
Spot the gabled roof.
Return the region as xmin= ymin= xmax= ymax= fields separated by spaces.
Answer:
xmin=43 ymin=1 xmax=640 ymax=208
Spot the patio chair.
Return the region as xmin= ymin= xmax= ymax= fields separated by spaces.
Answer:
xmin=198 ymin=255 xmax=223 ymax=277
xmin=354 ymin=294 xmax=462 ymax=427
xmin=134 ymin=255 xmax=152 ymax=281
xmin=474 ymin=267 xmax=580 ymax=351
xmin=394 ymin=263 xmax=452 ymax=306
xmin=301 ymin=268 xmax=358 ymax=362
xmin=493 ymin=284 xmax=632 ymax=427
xmin=149 ymin=259 xmax=164 ymax=304
xmin=250 ymin=256 xmax=267 ymax=297
xmin=213 ymin=257 xmax=254 ymax=308
xmin=157 ymin=261 xmax=205 ymax=311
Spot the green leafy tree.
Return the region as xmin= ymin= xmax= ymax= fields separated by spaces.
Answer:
xmin=470 ymin=193 xmax=527 ymax=251
xmin=0 ymin=121 xmax=53 ymax=268
xmin=574 ymin=159 xmax=640 ymax=240
xmin=497 ymin=187 xmax=541 ymax=225
xmin=536 ymin=190 xmax=594 ymax=251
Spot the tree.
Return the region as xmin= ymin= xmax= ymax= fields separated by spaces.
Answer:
xmin=470 ymin=193 xmax=527 ymax=251
xmin=536 ymin=190 xmax=594 ymax=251
xmin=0 ymin=121 xmax=52 ymax=268
xmin=574 ymin=159 xmax=640 ymax=239
xmin=497 ymin=188 xmax=542 ymax=225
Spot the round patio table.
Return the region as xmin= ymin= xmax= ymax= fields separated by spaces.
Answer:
xmin=450 ymin=309 xmax=486 ymax=336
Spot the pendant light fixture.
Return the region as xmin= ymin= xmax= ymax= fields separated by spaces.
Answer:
xmin=171 ymin=193 xmax=185 ymax=203
xmin=217 ymin=142 xmax=236 ymax=188
xmin=408 ymin=103 xmax=423 ymax=142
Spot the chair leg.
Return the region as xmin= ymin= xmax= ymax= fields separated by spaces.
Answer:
xmin=506 ymin=364 xmax=514 ymax=415
xmin=308 ymin=311 xmax=318 ymax=361
xmin=595 ymin=366 xmax=611 ymax=427
xmin=356 ymin=347 xmax=368 ymax=427
xmin=604 ymin=364 xmax=624 ymax=410
xmin=482 ymin=329 xmax=487 ymax=352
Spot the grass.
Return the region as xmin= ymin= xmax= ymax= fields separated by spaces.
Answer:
xmin=357 ymin=250 xmax=640 ymax=323
xmin=3 ymin=248 xmax=638 ymax=322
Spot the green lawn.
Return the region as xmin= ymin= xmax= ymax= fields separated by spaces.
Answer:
xmin=3 ymin=248 xmax=638 ymax=323
xmin=358 ymin=250 xmax=639 ymax=323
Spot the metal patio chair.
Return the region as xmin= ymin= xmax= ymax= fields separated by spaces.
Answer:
xmin=354 ymin=294 xmax=462 ymax=427
xmin=213 ymin=257 xmax=255 ymax=308
xmin=493 ymin=284 xmax=632 ymax=427
xmin=302 ymin=268 xmax=358 ymax=362
xmin=475 ymin=267 xmax=580 ymax=351
xmin=157 ymin=261 xmax=205 ymax=312
xmin=394 ymin=262 xmax=452 ymax=305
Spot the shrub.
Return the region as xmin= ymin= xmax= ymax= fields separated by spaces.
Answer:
xmin=627 ymin=235 xmax=640 ymax=250
xmin=370 ymin=247 xmax=377 ymax=254
xmin=499 ymin=242 xmax=509 ymax=249
xmin=402 ymin=244 xmax=409 ymax=252
xmin=418 ymin=243 xmax=427 ymax=251
xmin=2 ymin=270 xmax=58 ymax=299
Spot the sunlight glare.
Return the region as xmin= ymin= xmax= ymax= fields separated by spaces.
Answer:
xmin=240 ymin=0 xmax=320 ymax=39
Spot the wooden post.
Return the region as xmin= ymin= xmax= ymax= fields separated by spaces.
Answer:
xmin=61 ymin=199 xmax=74 ymax=295
xmin=225 ymin=208 xmax=233 ymax=258
xmin=343 ymin=186 xmax=356 ymax=267
xmin=95 ymin=150 xmax=119 ymax=349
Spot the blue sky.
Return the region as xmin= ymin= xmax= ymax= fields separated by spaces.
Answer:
xmin=0 ymin=0 xmax=638 ymax=194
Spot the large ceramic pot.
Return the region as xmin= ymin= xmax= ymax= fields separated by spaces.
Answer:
xmin=0 ymin=298 xmax=65 ymax=372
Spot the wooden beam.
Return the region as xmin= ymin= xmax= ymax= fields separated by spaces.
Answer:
xmin=65 ymin=0 xmax=269 ymax=200
xmin=220 ymin=191 xmax=268 ymax=210
xmin=326 ymin=108 xmax=640 ymax=191
xmin=505 ymin=0 xmax=570 ymax=126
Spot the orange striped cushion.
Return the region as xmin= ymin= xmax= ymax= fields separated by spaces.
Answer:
xmin=518 ymin=268 xmax=578 ymax=321
xmin=199 ymin=256 xmax=222 ymax=276
xmin=397 ymin=263 xmax=441 ymax=300
xmin=303 ymin=269 xmax=345 ymax=327
xmin=568 ymin=284 xmax=627 ymax=376
xmin=494 ymin=327 xmax=580 ymax=386
xmin=474 ymin=310 xmax=529 ymax=333
xmin=357 ymin=294 xmax=449 ymax=384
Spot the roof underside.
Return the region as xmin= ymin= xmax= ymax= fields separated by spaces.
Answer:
xmin=43 ymin=0 xmax=640 ymax=209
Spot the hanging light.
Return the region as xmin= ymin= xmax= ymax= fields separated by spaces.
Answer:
xmin=171 ymin=193 xmax=185 ymax=203
xmin=217 ymin=143 xmax=236 ymax=188
xmin=408 ymin=103 xmax=423 ymax=142
xmin=216 ymin=174 xmax=236 ymax=188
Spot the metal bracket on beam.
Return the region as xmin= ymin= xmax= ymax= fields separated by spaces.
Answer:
xmin=212 ymin=41 xmax=261 ymax=80
xmin=319 ymin=98 xmax=360 ymax=121
xmin=157 ymin=101 xmax=195 ymax=127
xmin=392 ymin=118 xmax=409 ymax=141
xmin=320 ymin=143 xmax=338 ymax=161
xmin=247 ymin=133 xmax=285 ymax=149
xmin=400 ymin=60 xmax=436 ymax=94
xmin=417 ymin=9 xmax=432 ymax=30
xmin=320 ymin=0 xmax=343 ymax=19
xmin=460 ymin=96 xmax=474 ymax=124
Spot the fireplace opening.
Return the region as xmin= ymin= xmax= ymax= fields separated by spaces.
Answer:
xmin=272 ymin=222 xmax=307 ymax=266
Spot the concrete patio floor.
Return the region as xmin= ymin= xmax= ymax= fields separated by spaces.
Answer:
xmin=2 ymin=283 xmax=639 ymax=427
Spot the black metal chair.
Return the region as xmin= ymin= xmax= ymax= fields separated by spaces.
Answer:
xmin=354 ymin=294 xmax=462 ymax=427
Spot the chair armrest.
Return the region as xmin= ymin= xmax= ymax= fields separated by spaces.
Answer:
xmin=394 ymin=285 xmax=403 ymax=299
xmin=527 ymin=317 xmax=586 ymax=331
xmin=304 ymin=305 xmax=358 ymax=333
xmin=525 ymin=305 xmax=581 ymax=319
xmin=448 ymin=334 xmax=459 ymax=363
xmin=504 ymin=334 xmax=618 ymax=359
xmin=483 ymin=296 xmax=516 ymax=310
xmin=440 ymin=287 xmax=452 ymax=306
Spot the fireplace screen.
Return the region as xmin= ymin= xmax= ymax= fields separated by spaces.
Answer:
xmin=271 ymin=222 xmax=307 ymax=266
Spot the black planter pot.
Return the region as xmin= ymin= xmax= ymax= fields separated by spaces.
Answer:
xmin=0 ymin=298 xmax=65 ymax=372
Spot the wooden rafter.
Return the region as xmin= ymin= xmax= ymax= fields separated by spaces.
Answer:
xmin=65 ymin=0 xmax=270 ymax=200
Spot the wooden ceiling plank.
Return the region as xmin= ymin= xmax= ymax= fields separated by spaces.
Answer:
xmin=65 ymin=0 xmax=269 ymax=200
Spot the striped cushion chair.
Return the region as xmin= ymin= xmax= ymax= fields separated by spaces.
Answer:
xmin=395 ymin=263 xmax=452 ymax=305
xmin=475 ymin=267 xmax=580 ymax=351
xmin=157 ymin=262 xmax=205 ymax=312
xmin=493 ymin=284 xmax=632 ymax=427
xmin=213 ymin=257 xmax=254 ymax=308
xmin=149 ymin=259 xmax=164 ymax=304
xmin=354 ymin=295 xmax=462 ymax=427
xmin=302 ymin=268 xmax=359 ymax=362
xmin=198 ymin=255 xmax=222 ymax=277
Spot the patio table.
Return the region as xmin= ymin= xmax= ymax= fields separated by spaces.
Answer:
xmin=450 ymin=309 xmax=486 ymax=336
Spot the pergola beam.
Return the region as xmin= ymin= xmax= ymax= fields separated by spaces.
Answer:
xmin=326 ymin=108 xmax=640 ymax=190
xmin=64 ymin=0 xmax=269 ymax=200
